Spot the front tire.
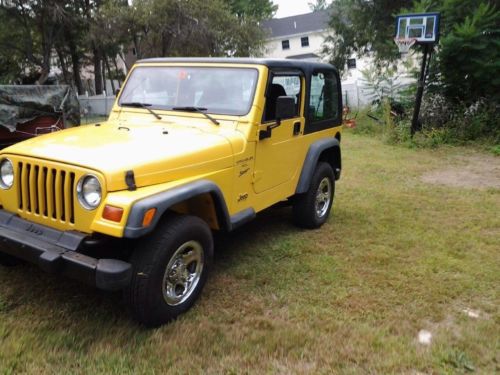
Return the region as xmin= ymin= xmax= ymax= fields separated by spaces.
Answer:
xmin=124 ymin=213 xmax=213 ymax=327
xmin=292 ymin=162 xmax=335 ymax=229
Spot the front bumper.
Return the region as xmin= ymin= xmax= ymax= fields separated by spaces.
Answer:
xmin=0 ymin=210 xmax=131 ymax=291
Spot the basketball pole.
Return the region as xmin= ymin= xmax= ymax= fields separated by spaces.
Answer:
xmin=411 ymin=43 xmax=430 ymax=135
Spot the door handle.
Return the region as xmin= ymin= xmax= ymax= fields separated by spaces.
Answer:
xmin=293 ymin=122 xmax=301 ymax=136
xmin=259 ymin=122 xmax=280 ymax=140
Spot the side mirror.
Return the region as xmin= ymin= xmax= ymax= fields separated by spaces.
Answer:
xmin=115 ymin=88 xmax=120 ymax=97
xmin=275 ymin=96 xmax=296 ymax=124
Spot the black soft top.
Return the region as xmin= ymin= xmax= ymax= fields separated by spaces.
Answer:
xmin=136 ymin=57 xmax=337 ymax=74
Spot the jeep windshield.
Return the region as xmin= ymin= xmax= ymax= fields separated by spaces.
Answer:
xmin=118 ymin=66 xmax=258 ymax=116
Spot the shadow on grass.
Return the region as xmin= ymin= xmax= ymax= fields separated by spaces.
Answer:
xmin=0 ymin=205 xmax=301 ymax=341
xmin=214 ymin=206 xmax=298 ymax=265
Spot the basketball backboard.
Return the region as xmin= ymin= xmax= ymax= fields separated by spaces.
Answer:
xmin=395 ymin=13 xmax=440 ymax=44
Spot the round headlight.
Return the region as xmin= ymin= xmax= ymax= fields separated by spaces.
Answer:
xmin=0 ymin=159 xmax=14 ymax=190
xmin=77 ymin=175 xmax=102 ymax=210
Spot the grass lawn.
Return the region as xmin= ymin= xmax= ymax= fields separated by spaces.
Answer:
xmin=0 ymin=132 xmax=498 ymax=374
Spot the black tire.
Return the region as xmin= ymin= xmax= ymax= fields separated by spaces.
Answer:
xmin=292 ymin=162 xmax=335 ymax=229
xmin=124 ymin=213 xmax=213 ymax=327
xmin=0 ymin=251 xmax=22 ymax=267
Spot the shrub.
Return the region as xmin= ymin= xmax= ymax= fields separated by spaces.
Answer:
xmin=420 ymin=94 xmax=500 ymax=144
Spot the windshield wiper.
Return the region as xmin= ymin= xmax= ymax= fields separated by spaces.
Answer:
xmin=121 ymin=102 xmax=162 ymax=120
xmin=171 ymin=106 xmax=220 ymax=126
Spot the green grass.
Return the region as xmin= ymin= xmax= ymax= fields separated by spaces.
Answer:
xmin=0 ymin=132 xmax=499 ymax=374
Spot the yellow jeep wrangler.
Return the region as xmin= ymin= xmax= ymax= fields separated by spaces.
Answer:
xmin=0 ymin=58 xmax=342 ymax=326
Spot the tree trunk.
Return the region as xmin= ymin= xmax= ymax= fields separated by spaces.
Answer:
xmin=56 ymin=46 xmax=71 ymax=84
xmin=93 ymin=45 xmax=103 ymax=95
xmin=36 ymin=67 xmax=50 ymax=85
xmin=133 ymin=33 xmax=142 ymax=60
xmin=161 ymin=32 xmax=167 ymax=56
xmin=118 ymin=51 xmax=129 ymax=73
xmin=101 ymin=56 xmax=106 ymax=94
xmin=68 ymin=37 xmax=84 ymax=95
xmin=113 ymin=57 xmax=123 ymax=86
xmin=104 ymin=55 xmax=116 ymax=93
xmin=36 ymin=33 xmax=52 ymax=85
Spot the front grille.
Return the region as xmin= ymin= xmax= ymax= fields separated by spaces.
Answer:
xmin=17 ymin=162 xmax=76 ymax=224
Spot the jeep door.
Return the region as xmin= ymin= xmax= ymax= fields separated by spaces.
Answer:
xmin=253 ymin=70 xmax=305 ymax=193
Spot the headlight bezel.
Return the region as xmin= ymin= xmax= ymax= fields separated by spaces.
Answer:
xmin=0 ymin=158 xmax=14 ymax=190
xmin=76 ymin=174 xmax=102 ymax=210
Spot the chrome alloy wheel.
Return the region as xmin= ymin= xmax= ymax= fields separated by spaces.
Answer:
xmin=315 ymin=177 xmax=332 ymax=218
xmin=162 ymin=240 xmax=204 ymax=306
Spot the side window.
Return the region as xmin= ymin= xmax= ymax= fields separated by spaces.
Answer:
xmin=264 ymin=74 xmax=302 ymax=122
xmin=309 ymin=71 xmax=339 ymax=122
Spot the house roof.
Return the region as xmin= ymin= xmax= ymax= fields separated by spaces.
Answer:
xmin=261 ymin=10 xmax=331 ymax=39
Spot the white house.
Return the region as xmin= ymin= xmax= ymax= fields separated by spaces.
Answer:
xmin=260 ymin=11 xmax=415 ymax=107
xmin=260 ymin=11 xmax=330 ymax=61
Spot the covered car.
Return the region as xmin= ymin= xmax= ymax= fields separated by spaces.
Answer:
xmin=0 ymin=85 xmax=80 ymax=148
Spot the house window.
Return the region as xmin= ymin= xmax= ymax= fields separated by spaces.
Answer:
xmin=281 ymin=40 xmax=290 ymax=50
xmin=301 ymin=36 xmax=309 ymax=47
xmin=347 ymin=58 xmax=356 ymax=69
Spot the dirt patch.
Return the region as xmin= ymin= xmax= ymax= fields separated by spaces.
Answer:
xmin=421 ymin=155 xmax=500 ymax=189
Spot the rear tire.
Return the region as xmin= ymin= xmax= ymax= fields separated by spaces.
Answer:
xmin=292 ymin=162 xmax=335 ymax=229
xmin=124 ymin=213 xmax=213 ymax=327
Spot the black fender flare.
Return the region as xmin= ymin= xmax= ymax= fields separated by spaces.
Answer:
xmin=295 ymin=137 xmax=341 ymax=194
xmin=123 ymin=179 xmax=254 ymax=238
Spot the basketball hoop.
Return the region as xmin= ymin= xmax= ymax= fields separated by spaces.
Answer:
xmin=394 ymin=12 xmax=440 ymax=134
xmin=394 ymin=37 xmax=416 ymax=55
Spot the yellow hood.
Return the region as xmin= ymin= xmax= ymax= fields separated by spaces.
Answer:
xmin=2 ymin=122 xmax=234 ymax=191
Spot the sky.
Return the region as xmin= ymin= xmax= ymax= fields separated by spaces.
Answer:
xmin=273 ymin=0 xmax=312 ymax=18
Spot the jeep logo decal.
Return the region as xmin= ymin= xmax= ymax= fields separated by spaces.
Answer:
xmin=26 ymin=224 xmax=43 ymax=236
xmin=237 ymin=193 xmax=248 ymax=202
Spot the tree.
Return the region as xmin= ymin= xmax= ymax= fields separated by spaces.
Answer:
xmin=0 ymin=0 xmax=68 ymax=84
xmin=309 ymin=0 xmax=329 ymax=11
xmin=103 ymin=0 xmax=270 ymax=60
xmin=321 ymin=0 xmax=413 ymax=74
xmin=0 ymin=0 xmax=271 ymax=92
xmin=0 ymin=8 xmax=26 ymax=83
xmin=226 ymin=0 xmax=277 ymax=20
xmin=427 ymin=0 xmax=500 ymax=103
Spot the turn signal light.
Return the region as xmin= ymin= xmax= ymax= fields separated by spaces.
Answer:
xmin=142 ymin=208 xmax=157 ymax=227
xmin=103 ymin=205 xmax=124 ymax=222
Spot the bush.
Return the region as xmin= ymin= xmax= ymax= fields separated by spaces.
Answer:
xmin=420 ymin=94 xmax=500 ymax=144
xmin=491 ymin=145 xmax=500 ymax=156
xmin=438 ymin=1 xmax=500 ymax=105
xmin=348 ymin=95 xmax=499 ymax=151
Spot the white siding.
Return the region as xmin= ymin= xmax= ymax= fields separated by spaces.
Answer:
xmin=264 ymin=31 xmax=326 ymax=60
